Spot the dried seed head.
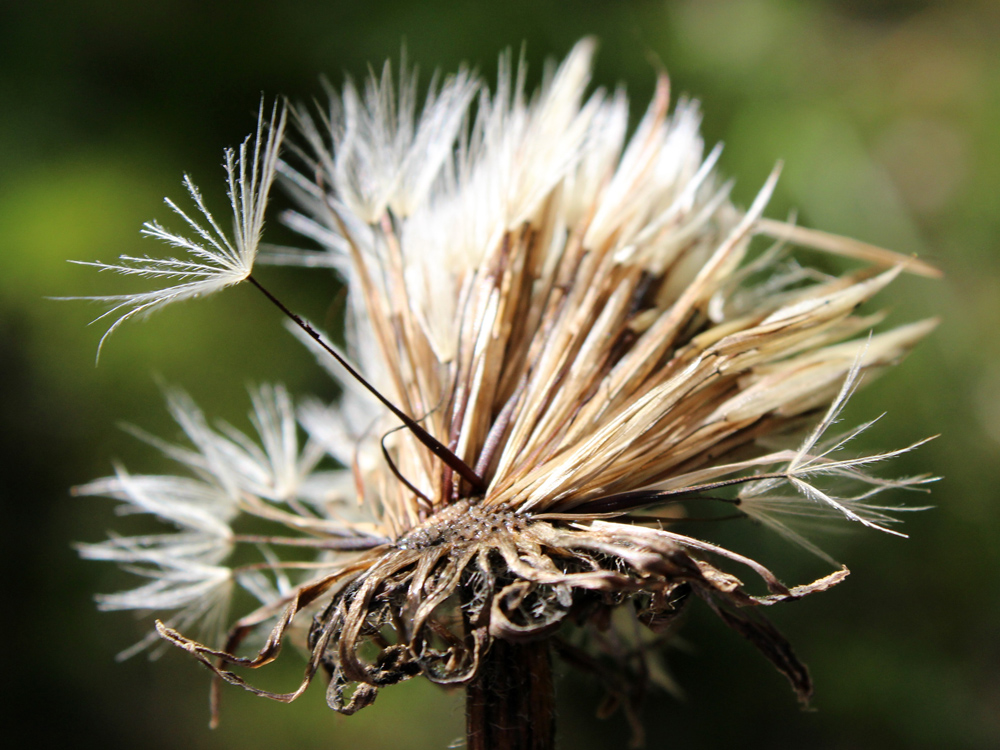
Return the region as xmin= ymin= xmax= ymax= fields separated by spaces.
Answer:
xmin=77 ymin=39 xmax=937 ymax=732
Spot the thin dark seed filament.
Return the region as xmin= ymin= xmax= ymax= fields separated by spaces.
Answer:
xmin=246 ymin=274 xmax=487 ymax=492
xmin=232 ymin=534 xmax=387 ymax=550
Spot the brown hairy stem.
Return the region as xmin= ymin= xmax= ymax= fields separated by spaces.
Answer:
xmin=466 ymin=637 xmax=555 ymax=750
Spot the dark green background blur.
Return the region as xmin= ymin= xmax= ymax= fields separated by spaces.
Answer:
xmin=2 ymin=1 xmax=998 ymax=748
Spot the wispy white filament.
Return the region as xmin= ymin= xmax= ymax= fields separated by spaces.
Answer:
xmin=77 ymin=385 xmax=357 ymax=655
xmin=73 ymin=101 xmax=286 ymax=355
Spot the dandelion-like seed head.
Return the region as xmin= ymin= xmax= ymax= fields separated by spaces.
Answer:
xmin=76 ymin=39 xmax=938 ymax=745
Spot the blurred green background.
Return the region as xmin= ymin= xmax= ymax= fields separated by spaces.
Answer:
xmin=2 ymin=1 xmax=998 ymax=748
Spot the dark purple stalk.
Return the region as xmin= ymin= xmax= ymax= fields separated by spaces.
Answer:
xmin=466 ymin=638 xmax=555 ymax=750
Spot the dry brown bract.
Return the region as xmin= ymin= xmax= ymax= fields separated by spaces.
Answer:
xmin=160 ymin=497 xmax=850 ymax=719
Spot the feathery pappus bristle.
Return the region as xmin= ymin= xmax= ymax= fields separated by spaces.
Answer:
xmin=67 ymin=101 xmax=287 ymax=357
xmin=75 ymin=39 xmax=938 ymax=742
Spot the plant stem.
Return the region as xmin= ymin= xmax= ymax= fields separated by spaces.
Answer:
xmin=466 ymin=638 xmax=555 ymax=750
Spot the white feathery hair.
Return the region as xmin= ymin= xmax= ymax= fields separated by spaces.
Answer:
xmin=71 ymin=101 xmax=286 ymax=355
